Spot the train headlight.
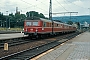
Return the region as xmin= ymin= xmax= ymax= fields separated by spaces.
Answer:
xmin=42 ymin=28 xmax=44 ymax=30
xmin=26 ymin=28 xmax=27 ymax=32
xmin=36 ymin=29 xmax=38 ymax=32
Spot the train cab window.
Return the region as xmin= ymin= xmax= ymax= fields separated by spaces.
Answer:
xmin=33 ymin=22 xmax=38 ymax=26
xmin=43 ymin=22 xmax=46 ymax=27
xmin=26 ymin=22 xmax=31 ymax=26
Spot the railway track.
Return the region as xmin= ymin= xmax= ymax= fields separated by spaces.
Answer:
xmin=0 ymin=32 xmax=81 ymax=60
xmin=0 ymin=37 xmax=30 ymax=49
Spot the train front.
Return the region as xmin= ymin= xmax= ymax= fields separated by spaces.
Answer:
xmin=24 ymin=20 xmax=43 ymax=38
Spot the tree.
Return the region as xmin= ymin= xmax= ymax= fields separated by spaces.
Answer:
xmin=75 ymin=22 xmax=80 ymax=29
xmin=26 ymin=11 xmax=39 ymax=17
xmin=67 ymin=21 xmax=73 ymax=25
xmin=39 ymin=13 xmax=45 ymax=18
xmin=26 ymin=11 xmax=45 ymax=19
xmin=8 ymin=13 xmax=26 ymax=28
xmin=0 ymin=13 xmax=6 ymax=27
xmin=15 ymin=12 xmax=21 ymax=21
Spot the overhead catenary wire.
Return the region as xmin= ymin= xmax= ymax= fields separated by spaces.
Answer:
xmin=63 ymin=0 xmax=73 ymax=11
xmin=20 ymin=0 xmax=48 ymax=12
xmin=66 ymin=0 xmax=89 ymax=9
xmin=36 ymin=0 xmax=48 ymax=8
xmin=0 ymin=0 xmax=89 ymax=16
xmin=0 ymin=0 xmax=49 ymax=16
xmin=55 ymin=0 xmax=68 ymax=12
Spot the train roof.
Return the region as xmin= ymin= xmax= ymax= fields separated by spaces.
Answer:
xmin=40 ymin=18 xmax=73 ymax=26
xmin=40 ymin=18 xmax=52 ymax=22
xmin=26 ymin=17 xmax=40 ymax=20
xmin=40 ymin=18 xmax=64 ymax=24
xmin=25 ymin=18 xmax=73 ymax=27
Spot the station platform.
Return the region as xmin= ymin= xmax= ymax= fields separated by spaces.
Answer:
xmin=0 ymin=31 xmax=22 ymax=34
xmin=32 ymin=32 xmax=90 ymax=60
xmin=0 ymin=33 xmax=28 ymax=40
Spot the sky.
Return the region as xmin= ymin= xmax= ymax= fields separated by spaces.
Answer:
xmin=0 ymin=0 xmax=90 ymax=17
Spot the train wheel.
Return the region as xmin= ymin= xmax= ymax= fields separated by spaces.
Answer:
xmin=36 ymin=35 xmax=38 ymax=39
xmin=40 ymin=35 xmax=43 ymax=39
xmin=28 ymin=35 xmax=33 ymax=40
xmin=38 ymin=35 xmax=43 ymax=39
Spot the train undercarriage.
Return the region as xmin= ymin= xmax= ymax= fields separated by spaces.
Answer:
xmin=24 ymin=31 xmax=76 ymax=39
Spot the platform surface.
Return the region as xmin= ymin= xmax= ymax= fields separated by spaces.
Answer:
xmin=0 ymin=33 xmax=28 ymax=40
xmin=33 ymin=32 xmax=90 ymax=60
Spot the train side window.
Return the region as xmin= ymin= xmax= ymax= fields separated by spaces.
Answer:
xmin=50 ymin=23 xmax=51 ymax=27
xmin=60 ymin=25 xmax=62 ymax=28
xmin=59 ymin=25 xmax=61 ymax=28
xmin=54 ymin=24 xmax=55 ymax=27
xmin=57 ymin=24 xmax=58 ymax=27
xmin=26 ymin=22 xmax=31 ymax=26
xmin=49 ymin=23 xmax=51 ymax=27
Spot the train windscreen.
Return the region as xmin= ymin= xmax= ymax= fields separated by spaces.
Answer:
xmin=26 ymin=21 xmax=38 ymax=26
xmin=33 ymin=22 xmax=38 ymax=26
xmin=26 ymin=22 xmax=31 ymax=26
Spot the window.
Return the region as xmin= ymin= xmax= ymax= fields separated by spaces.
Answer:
xmin=57 ymin=24 xmax=58 ymax=27
xmin=43 ymin=22 xmax=46 ymax=27
xmin=49 ymin=23 xmax=51 ymax=27
xmin=33 ymin=22 xmax=38 ymax=26
xmin=26 ymin=22 xmax=31 ymax=26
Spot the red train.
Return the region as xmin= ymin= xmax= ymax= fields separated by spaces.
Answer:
xmin=24 ymin=18 xmax=77 ymax=38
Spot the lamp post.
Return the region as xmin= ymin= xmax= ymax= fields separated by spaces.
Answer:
xmin=8 ymin=18 xmax=10 ymax=29
xmin=88 ymin=8 xmax=90 ymax=28
xmin=8 ymin=16 xmax=11 ymax=29
xmin=6 ymin=11 xmax=8 ymax=30
xmin=88 ymin=8 xmax=90 ymax=15
xmin=4 ymin=21 xmax=6 ymax=27
xmin=0 ymin=20 xmax=2 ymax=27
xmin=17 ymin=21 xmax=18 ymax=27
